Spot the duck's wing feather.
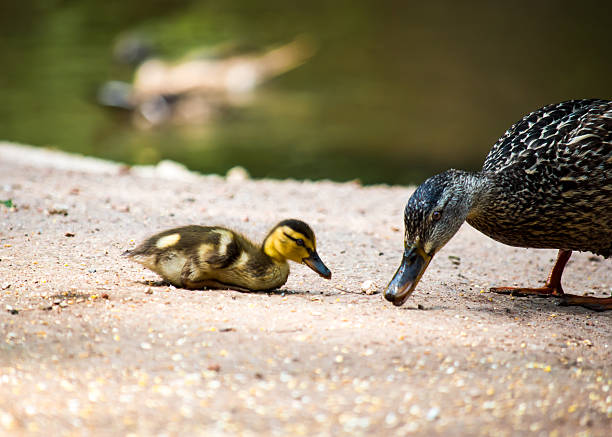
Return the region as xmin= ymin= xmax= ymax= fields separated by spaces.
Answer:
xmin=474 ymin=100 xmax=612 ymax=257
xmin=482 ymin=99 xmax=611 ymax=175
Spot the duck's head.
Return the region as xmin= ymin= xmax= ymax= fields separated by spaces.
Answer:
xmin=263 ymin=219 xmax=332 ymax=279
xmin=385 ymin=170 xmax=475 ymax=306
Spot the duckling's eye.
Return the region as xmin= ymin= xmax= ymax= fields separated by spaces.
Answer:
xmin=284 ymin=232 xmax=306 ymax=247
xmin=432 ymin=211 xmax=442 ymax=221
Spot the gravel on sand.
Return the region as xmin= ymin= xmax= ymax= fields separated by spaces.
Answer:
xmin=1 ymin=142 xmax=610 ymax=436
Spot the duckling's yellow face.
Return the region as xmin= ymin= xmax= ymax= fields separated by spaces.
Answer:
xmin=263 ymin=219 xmax=331 ymax=279
xmin=265 ymin=225 xmax=314 ymax=262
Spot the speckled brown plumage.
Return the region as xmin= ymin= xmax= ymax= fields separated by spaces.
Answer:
xmin=469 ymin=99 xmax=612 ymax=256
xmin=386 ymin=99 xmax=612 ymax=310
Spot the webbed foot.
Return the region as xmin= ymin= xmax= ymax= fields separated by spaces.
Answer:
xmin=490 ymin=286 xmax=562 ymax=297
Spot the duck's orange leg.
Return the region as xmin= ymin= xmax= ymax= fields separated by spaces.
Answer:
xmin=491 ymin=250 xmax=612 ymax=311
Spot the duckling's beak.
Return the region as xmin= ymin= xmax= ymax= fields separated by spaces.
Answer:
xmin=303 ymin=250 xmax=332 ymax=279
xmin=384 ymin=244 xmax=432 ymax=306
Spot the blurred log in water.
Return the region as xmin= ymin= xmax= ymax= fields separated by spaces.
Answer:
xmin=98 ymin=37 xmax=316 ymax=128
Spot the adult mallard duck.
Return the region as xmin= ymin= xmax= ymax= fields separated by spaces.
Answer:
xmin=384 ymin=99 xmax=612 ymax=311
xmin=124 ymin=219 xmax=331 ymax=291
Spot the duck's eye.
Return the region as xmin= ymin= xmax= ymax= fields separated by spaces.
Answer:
xmin=432 ymin=211 xmax=442 ymax=221
xmin=296 ymin=239 xmax=305 ymax=247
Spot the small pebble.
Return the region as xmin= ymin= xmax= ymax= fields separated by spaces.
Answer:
xmin=385 ymin=412 xmax=398 ymax=426
xmin=88 ymin=268 xmax=96 ymax=273
xmin=0 ymin=411 xmax=15 ymax=429
xmin=144 ymin=287 xmax=153 ymax=295
xmin=6 ymin=305 xmax=18 ymax=315
xmin=226 ymin=166 xmax=250 ymax=182
xmin=448 ymin=255 xmax=461 ymax=265
xmin=426 ymin=407 xmax=440 ymax=421
xmin=47 ymin=204 xmax=69 ymax=216
xmin=360 ymin=280 xmax=379 ymax=295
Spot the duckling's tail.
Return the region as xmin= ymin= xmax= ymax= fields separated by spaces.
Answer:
xmin=121 ymin=249 xmax=133 ymax=257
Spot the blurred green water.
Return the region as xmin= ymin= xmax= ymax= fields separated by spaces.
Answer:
xmin=0 ymin=0 xmax=610 ymax=185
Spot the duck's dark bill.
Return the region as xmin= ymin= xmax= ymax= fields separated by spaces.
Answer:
xmin=384 ymin=245 xmax=432 ymax=306
xmin=303 ymin=252 xmax=332 ymax=279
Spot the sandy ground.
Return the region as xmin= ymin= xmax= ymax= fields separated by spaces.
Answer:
xmin=0 ymin=142 xmax=610 ymax=436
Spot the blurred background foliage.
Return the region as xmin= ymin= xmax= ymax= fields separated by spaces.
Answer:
xmin=0 ymin=0 xmax=610 ymax=185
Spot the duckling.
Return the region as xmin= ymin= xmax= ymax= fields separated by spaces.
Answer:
xmin=124 ymin=219 xmax=331 ymax=291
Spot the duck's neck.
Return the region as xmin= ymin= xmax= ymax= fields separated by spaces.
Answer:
xmin=450 ymin=170 xmax=494 ymax=220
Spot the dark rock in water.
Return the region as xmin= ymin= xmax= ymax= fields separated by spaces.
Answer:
xmin=113 ymin=33 xmax=155 ymax=66
xmin=97 ymin=81 xmax=134 ymax=110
